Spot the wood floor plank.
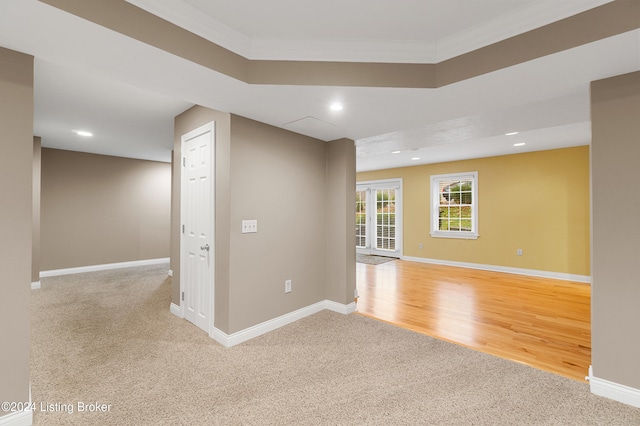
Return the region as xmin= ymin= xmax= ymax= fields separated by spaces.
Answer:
xmin=356 ymin=259 xmax=591 ymax=382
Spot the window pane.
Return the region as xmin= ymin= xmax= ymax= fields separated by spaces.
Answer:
xmin=432 ymin=172 xmax=477 ymax=236
xmin=461 ymin=192 xmax=472 ymax=204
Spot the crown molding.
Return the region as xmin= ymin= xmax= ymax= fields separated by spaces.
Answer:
xmin=249 ymin=38 xmax=438 ymax=63
xmin=435 ymin=0 xmax=613 ymax=61
xmin=128 ymin=0 xmax=612 ymax=63
xmin=126 ymin=0 xmax=252 ymax=57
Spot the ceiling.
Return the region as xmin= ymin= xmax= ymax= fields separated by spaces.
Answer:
xmin=0 ymin=0 xmax=638 ymax=171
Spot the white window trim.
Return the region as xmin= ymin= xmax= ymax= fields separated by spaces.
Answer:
xmin=356 ymin=178 xmax=403 ymax=258
xmin=430 ymin=171 xmax=478 ymax=240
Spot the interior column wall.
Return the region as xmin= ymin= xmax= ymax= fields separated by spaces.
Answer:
xmin=325 ymin=138 xmax=356 ymax=305
xmin=591 ymin=70 xmax=640 ymax=390
xmin=173 ymin=107 xmax=356 ymax=336
xmin=0 ymin=47 xmax=33 ymax=409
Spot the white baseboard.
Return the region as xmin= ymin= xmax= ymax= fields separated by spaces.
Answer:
xmin=210 ymin=299 xmax=354 ymax=348
xmin=0 ymin=381 xmax=33 ymax=425
xmin=325 ymin=300 xmax=357 ymax=314
xmin=169 ymin=302 xmax=182 ymax=318
xmin=0 ymin=410 xmax=32 ymax=426
xmin=402 ymin=256 xmax=591 ymax=284
xmin=40 ymin=258 xmax=170 ymax=278
xmin=31 ymin=281 xmax=41 ymax=290
xmin=589 ymin=366 xmax=640 ymax=408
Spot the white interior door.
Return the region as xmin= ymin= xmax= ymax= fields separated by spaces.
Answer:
xmin=356 ymin=179 xmax=402 ymax=258
xmin=181 ymin=122 xmax=215 ymax=334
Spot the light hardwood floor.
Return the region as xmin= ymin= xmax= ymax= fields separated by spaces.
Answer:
xmin=355 ymin=259 xmax=591 ymax=382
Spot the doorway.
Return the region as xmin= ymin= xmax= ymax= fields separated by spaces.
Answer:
xmin=180 ymin=122 xmax=215 ymax=334
xmin=356 ymin=179 xmax=402 ymax=258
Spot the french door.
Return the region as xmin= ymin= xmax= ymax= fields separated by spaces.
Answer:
xmin=356 ymin=179 xmax=402 ymax=258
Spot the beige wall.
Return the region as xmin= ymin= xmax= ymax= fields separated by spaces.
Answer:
xmin=40 ymin=148 xmax=171 ymax=270
xmin=357 ymin=146 xmax=590 ymax=276
xmin=228 ymin=115 xmax=328 ymax=332
xmin=173 ymin=107 xmax=355 ymax=335
xmin=0 ymin=47 xmax=33 ymax=409
xmin=326 ymin=138 xmax=357 ymax=304
xmin=591 ymin=71 xmax=640 ymax=389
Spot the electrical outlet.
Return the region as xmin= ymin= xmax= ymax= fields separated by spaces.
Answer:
xmin=517 ymin=248 xmax=523 ymax=256
xmin=285 ymin=279 xmax=292 ymax=293
xmin=418 ymin=243 xmax=423 ymax=249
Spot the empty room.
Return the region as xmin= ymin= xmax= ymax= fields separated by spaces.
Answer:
xmin=1 ymin=1 xmax=640 ymax=425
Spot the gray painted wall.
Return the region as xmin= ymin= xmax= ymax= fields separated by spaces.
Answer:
xmin=228 ymin=115 xmax=328 ymax=332
xmin=40 ymin=149 xmax=171 ymax=271
xmin=591 ymin=70 xmax=640 ymax=390
xmin=0 ymin=46 xmax=33 ymax=408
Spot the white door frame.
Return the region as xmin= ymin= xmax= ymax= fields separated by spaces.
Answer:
xmin=180 ymin=121 xmax=215 ymax=336
xmin=356 ymin=178 xmax=403 ymax=258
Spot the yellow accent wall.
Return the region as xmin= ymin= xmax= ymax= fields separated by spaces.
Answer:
xmin=357 ymin=146 xmax=590 ymax=276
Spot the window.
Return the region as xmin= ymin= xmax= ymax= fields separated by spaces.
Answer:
xmin=430 ymin=172 xmax=478 ymax=239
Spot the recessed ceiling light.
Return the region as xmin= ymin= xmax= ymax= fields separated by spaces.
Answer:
xmin=411 ymin=157 xmax=420 ymax=161
xmin=513 ymin=142 xmax=526 ymax=147
xmin=74 ymin=130 xmax=93 ymax=137
xmin=329 ymin=103 xmax=344 ymax=111
xmin=505 ymin=131 xmax=519 ymax=136
xmin=391 ymin=150 xmax=401 ymax=154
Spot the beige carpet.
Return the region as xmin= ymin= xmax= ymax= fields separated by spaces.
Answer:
xmin=31 ymin=264 xmax=640 ymax=425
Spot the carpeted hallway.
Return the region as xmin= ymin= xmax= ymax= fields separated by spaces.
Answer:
xmin=30 ymin=264 xmax=640 ymax=425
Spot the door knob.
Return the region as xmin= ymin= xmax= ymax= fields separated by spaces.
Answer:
xmin=200 ymin=244 xmax=210 ymax=251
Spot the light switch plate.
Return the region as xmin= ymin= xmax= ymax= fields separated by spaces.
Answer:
xmin=242 ymin=219 xmax=258 ymax=233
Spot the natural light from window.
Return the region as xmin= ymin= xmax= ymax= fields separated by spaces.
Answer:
xmin=430 ymin=171 xmax=478 ymax=239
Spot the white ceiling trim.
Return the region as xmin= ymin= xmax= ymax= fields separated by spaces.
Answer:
xmin=249 ymin=38 xmax=438 ymax=63
xmin=126 ymin=0 xmax=612 ymax=63
xmin=436 ymin=0 xmax=614 ymax=61
xmin=126 ymin=0 xmax=253 ymax=57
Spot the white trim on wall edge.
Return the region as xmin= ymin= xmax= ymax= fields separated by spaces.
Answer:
xmin=402 ymin=256 xmax=591 ymax=284
xmin=0 ymin=410 xmax=32 ymax=426
xmin=589 ymin=366 xmax=640 ymax=408
xmin=169 ymin=303 xmax=182 ymax=318
xmin=31 ymin=281 xmax=41 ymax=290
xmin=0 ymin=381 xmax=33 ymax=426
xmin=325 ymin=300 xmax=357 ymax=315
xmin=40 ymin=258 xmax=170 ymax=278
xmin=210 ymin=300 xmax=355 ymax=348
